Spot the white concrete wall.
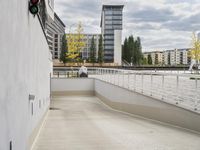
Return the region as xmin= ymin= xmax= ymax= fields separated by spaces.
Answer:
xmin=51 ymin=78 xmax=94 ymax=95
xmin=0 ymin=1 xmax=52 ymax=150
xmin=114 ymin=30 xmax=122 ymax=65
xmin=94 ymin=79 xmax=200 ymax=133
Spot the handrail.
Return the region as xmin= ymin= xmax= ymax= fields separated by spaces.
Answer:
xmin=53 ymin=68 xmax=200 ymax=114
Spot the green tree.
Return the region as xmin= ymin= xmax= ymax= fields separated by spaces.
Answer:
xmin=60 ymin=34 xmax=68 ymax=65
xmin=128 ymin=35 xmax=134 ymax=63
xmin=142 ymin=56 xmax=148 ymax=65
xmin=135 ymin=37 xmax=142 ymax=65
xmin=122 ymin=38 xmax=128 ymax=62
xmin=98 ymin=35 xmax=104 ymax=65
xmin=90 ymin=36 xmax=96 ymax=64
xmin=123 ymin=35 xmax=143 ymax=65
xmin=66 ymin=22 xmax=85 ymax=62
xmin=147 ymin=54 xmax=152 ymax=65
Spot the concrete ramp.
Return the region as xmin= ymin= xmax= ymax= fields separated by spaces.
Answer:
xmin=32 ymin=95 xmax=200 ymax=150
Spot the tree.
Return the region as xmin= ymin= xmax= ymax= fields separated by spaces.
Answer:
xmin=122 ymin=35 xmax=143 ymax=65
xmin=98 ymin=35 xmax=104 ymax=65
xmin=147 ymin=54 xmax=152 ymax=65
xmin=122 ymin=38 xmax=128 ymax=62
xmin=66 ymin=22 xmax=85 ymax=62
xmin=128 ymin=36 xmax=134 ymax=64
xmin=135 ymin=37 xmax=142 ymax=65
xmin=90 ymin=36 xmax=96 ymax=65
xmin=142 ymin=56 xmax=148 ymax=65
xmin=59 ymin=35 xmax=68 ymax=65
xmin=190 ymin=32 xmax=200 ymax=64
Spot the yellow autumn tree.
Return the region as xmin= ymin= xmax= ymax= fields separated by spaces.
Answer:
xmin=189 ymin=32 xmax=200 ymax=64
xmin=66 ymin=22 xmax=85 ymax=62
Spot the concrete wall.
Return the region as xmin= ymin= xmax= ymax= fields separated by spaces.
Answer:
xmin=51 ymin=78 xmax=94 ymax=96
xmin=0 ymin=1 xmax=52 ymax=150
xmin=94 ymin=79 xmax=200 ymax=133
xmin=114 ymin=30 xmax=122 ymax=66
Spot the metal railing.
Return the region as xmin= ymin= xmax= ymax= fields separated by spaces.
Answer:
xmin=53 ymin=68 xmax=200 ymax=113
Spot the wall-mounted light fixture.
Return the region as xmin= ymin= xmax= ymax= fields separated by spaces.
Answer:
xmin=29 ymin=94 xmax=35 ymax=101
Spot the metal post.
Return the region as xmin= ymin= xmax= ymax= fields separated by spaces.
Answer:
xmin=134 ymin=73 xmax=136 ymax=91
xmin=123 ymin=71 xmax=125 ymax=87
xmin=150 ymin=73 xmax=153 ymax=96
xmin=128 ymin=72 xmax=130 ymax=89
xmin=141 ymin=73 xmax=144 ymax=93
xmin=176 ymin=75 xmax=179 ymax=88
xmin=162 ymin=75 xmax=164 ymax=100
xmin=195 ymin=77 xmax=198 ymax=89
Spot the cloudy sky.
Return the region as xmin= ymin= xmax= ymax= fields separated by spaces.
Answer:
xmin=54 ymin=0 xmax=200 ymax=51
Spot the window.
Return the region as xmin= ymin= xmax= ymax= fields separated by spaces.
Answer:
xmin=105 ymin=11 xmax=112 ymax=15
xmin=104 ymin=30 xmax=114 ymax=34
xmin=105 ymin=25 xmax=113 ymax=29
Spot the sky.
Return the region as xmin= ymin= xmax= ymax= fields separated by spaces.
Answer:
xmin=54 ymin=0 xmax=200 ymax=51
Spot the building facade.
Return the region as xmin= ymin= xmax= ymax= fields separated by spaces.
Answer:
xmin=101 ymin=5 xmax=124 ymax=65
xmin=143 ymin=51 xmax=163 ymax=65
xmin=144 ymin=48 xmax=191 ymax=66
xmin=82 ymin=34 xmax=101 ymax=60
xmin=46 ymin=13 xmax=65 ymax=59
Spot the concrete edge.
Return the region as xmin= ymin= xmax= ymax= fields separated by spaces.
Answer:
xmin=28 ymin=108 xmax=49 ymax=150
xmin=95 ymin=91 xmax=200 ymax=134
xmin=52 ymin=91 xmax=95 ymax=97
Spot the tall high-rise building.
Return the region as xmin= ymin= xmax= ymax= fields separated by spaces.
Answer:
xmin=101 ymin=5 xmax=124 ymax=65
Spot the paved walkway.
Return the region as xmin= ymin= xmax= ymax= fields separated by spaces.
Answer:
xmin=33 ymin=96 xmax=200 ymax=150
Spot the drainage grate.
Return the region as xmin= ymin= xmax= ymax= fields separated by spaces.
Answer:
xmin=49 ymin=107 xmax=60 ymax=110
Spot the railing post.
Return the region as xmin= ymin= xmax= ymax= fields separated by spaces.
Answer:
xmin=123 ymin=70 xmax=125 ymax=87
xmin=118 ymin=71 xmax=120 ymax=86
xmin=150 ymin=73 xmax=153 ymax=96
xmin=134 ymin=73 xmax=136 ymax=91
xmin=141 ymin=73 xmax=144 ymax=93
xmin=58 ymin=72 xmax=59 ymax=78
xmin=162 ymin=74 xmax=164 ymax=100
xmin=176 ymin=75 xmax=179 ymax=88
xmin=128 ymin=72 xmax=130 ymax=89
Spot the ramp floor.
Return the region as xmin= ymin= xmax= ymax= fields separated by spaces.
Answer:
xmin=32 ymin=96 xmax=200 ymax=150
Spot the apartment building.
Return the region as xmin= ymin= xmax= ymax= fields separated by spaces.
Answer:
xmin=144 ymin=48 xmax=191 ymax=65
xmin=143 ymin=51 xmax=163 ymax=65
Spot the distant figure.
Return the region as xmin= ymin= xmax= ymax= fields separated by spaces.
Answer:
xmin=79 ymin=66 xmax=88 ymax=77
xmin=189 ymin=59 xmax=196 ymax=71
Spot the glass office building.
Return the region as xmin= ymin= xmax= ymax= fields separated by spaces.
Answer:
xmin=101 ymin=5 xmax=124 ymax=64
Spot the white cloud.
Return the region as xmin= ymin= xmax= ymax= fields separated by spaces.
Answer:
xmin=54 ymin=0 xmax=200 ymax=51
